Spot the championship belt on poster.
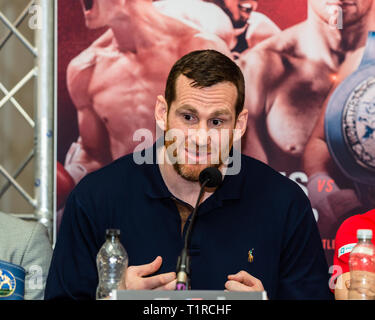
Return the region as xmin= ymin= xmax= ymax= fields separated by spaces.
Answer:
xmin=325 ymin=31 xmax=375 ymax=208
xmin=0 ymin=260 xmax=25 ymax=300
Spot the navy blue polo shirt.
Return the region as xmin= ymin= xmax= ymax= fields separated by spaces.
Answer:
xmin=45 ymin=144 xmax=333 ymax=300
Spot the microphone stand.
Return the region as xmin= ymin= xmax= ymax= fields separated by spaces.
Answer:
xmin=175 ymin=179 xmax=209 ymax=290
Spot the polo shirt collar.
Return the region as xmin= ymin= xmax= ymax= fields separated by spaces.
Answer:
xmin=142 ymin=142 xmax=172 ymax=199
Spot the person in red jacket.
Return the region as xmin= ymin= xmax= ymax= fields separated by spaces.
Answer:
xmin=333 ymin=209 xmax=375 ymax=299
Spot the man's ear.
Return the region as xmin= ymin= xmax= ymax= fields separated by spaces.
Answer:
xmin=235 ymin=108 xmax=248 ymax=138
xmin=155 ymin=95 xmax=168 ymax=131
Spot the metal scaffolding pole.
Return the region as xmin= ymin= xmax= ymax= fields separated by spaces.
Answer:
xmin=35 ymin=0 xmax=55 ymax=241
xmin=0 ymin=1 xmax=56 ymax=243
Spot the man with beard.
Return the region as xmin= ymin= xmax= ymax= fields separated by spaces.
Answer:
xmin=238 ymin=0 xmax=373 ymax=174
xmin=208 ymin=0 xmax=280 ymax=55
xmin=56 ymin=0 xmax=233 ymax=219
xmin=45 ymin=50 xmax=332 ymax=300
xmin=60 ymin=0 xmax=232 ymax=187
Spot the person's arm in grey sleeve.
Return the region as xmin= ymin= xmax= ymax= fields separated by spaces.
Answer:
xmin=21 ymin=222 xmax=52 ymax=300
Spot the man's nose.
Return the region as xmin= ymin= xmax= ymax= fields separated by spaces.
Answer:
xmin=190 ymin=125 xmax=211 ymax=147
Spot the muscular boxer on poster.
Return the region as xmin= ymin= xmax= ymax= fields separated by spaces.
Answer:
xmin=305 ymin=49 xmax=366 ymax=200
xmin=62 ymin=0 xmax=232 ymax=188
xmin=302 ymin=47 xmax=366 ymax=245
xmin=207 ymin=0 xmax=280 ymax=54
xmin=238 ymin=0 xmax=374 ymax=174
xmin=303 ymin=27 xmax=375 ymax=241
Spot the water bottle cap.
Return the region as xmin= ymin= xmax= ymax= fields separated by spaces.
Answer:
xmin=106 ymin=229 xmax=121 ymax=237
xmin=357 ymin=229 xmax=372 ymax=240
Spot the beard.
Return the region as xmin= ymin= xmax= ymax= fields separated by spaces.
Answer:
xmin=173 ymin=161 xmax=220 ymax=182
xmin=164 ymin=125 xmax=233 ymax=182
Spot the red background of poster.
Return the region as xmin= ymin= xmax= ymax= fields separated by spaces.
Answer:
xmin=57 ymin=0 xmax=307 ymax=162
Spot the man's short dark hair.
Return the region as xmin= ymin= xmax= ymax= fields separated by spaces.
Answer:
xmin=165 ymin=50 xmax=245 ymax=118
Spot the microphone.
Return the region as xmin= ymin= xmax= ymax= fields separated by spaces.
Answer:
xmin=175 ymin=167 xmax=222 ymax=290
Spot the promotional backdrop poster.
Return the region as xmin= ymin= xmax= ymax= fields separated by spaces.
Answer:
xmin=57 ymin=0 xmax=375 ymax=272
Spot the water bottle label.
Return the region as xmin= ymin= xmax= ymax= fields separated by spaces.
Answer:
xmin=354 ymin=247 xmax=374 ymax=256
xmin=338 ymin=243 xmax=356 ymax=258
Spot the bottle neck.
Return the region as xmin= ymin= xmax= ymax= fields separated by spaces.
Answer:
xmin=358 ymin=238 xmax=373 ymax=244
xmin=106 ymin=235 xmax=118 ymax=243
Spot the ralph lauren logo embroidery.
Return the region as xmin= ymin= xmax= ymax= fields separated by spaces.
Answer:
xmin=248 ymin=248 xmax=254 ymax=263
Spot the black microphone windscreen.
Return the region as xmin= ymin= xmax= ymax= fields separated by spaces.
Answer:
xmin=199 ymin=167 xmax=222 ymax=188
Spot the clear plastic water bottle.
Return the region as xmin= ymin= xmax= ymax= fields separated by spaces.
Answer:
xmin=348 ymin=229 xmax=375 ymax=300
xmin=96 ymin=229 xmax=128 ymax=300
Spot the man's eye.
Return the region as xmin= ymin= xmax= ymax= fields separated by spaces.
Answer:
xmin=210 ymin=119 xmax=224 ymax=126
xmin=183 ymin=114 xmax=195 ymax=121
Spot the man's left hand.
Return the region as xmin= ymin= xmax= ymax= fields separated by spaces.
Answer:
xmin=225 ymin=271 xmax=264 ymax=292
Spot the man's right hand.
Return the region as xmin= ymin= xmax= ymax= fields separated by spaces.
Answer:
xmin=118 ymin=256 xmax=176 ymax=290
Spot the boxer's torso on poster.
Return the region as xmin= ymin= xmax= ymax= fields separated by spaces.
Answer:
xmin=240 ymin=23 xmax=338 ymax=174
xmin=263 ymin=55 xmax=334 ymax=170
xmin=68 ymin=31 xmax=166 ymax=161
